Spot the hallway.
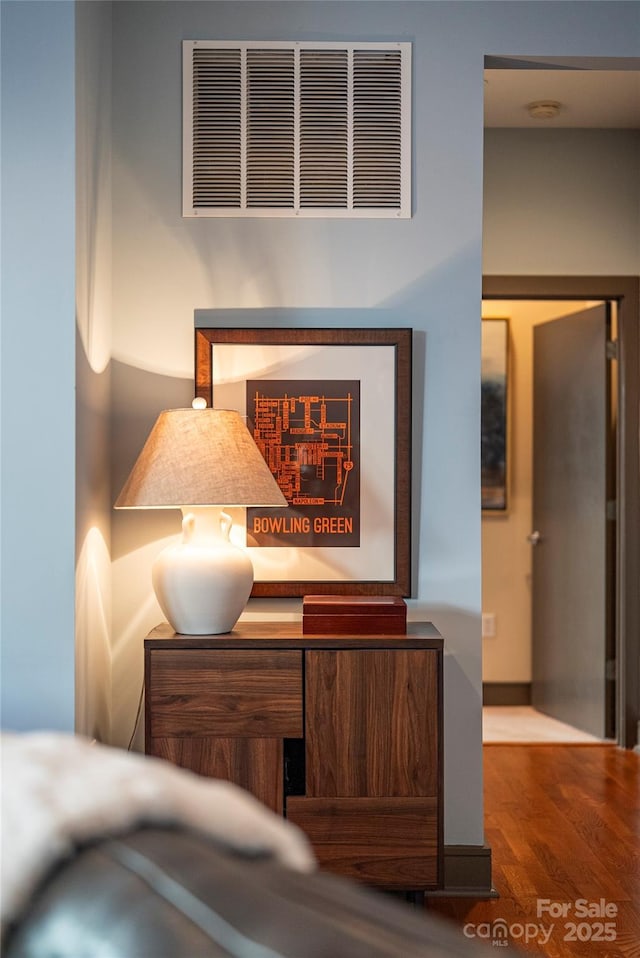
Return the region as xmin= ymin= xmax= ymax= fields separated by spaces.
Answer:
xmin=483 ymin=707 xmax=605 ymax=744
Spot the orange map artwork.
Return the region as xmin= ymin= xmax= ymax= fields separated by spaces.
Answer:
xmin=246 ymin=379 xmax=360 ymax=548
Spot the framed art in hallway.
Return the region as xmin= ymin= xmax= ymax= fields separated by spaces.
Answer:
xmin=195 ymin=326 xmax=412 ymax=596
xmin=481 ymin=318 xmax=509 ymax=513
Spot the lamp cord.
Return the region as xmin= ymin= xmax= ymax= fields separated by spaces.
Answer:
xmin=128 ymin=681 xmax=145 ymax=751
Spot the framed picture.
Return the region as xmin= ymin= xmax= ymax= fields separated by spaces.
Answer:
xmin=481 ymin=318 xmax=509 ymax=513
xmin=195 ymin=327 xmax=412 ymax=596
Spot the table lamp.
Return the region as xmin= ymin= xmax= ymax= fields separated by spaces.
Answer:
xmin=115 ymin=403 xmax=287 ymax=634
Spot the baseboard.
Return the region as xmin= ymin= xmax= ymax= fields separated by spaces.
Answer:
xmin=483 ymin=682 xmax=531 ymax=706
xmin=426 ymin=845 xmax=497 ymax=899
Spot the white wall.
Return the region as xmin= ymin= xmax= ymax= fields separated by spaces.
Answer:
xmin=108 ymin=1 xmax=640 ymax=846
xmin=1 ymin=1 xmax=76 ymax=731
xmin=484 ymin=129 xmax=640 ymax=276
xmin=75 ymin=1 xmax=113 ymax=740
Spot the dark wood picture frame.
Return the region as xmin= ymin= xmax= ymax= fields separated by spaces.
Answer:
xmin=481 ymin=317 xmax=509 ymax=513
xmin=195 ymin=327 xmax=412 ymax=597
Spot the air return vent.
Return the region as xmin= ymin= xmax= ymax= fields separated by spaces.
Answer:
xmin=183 ymin=41 xmax=411 ymax=218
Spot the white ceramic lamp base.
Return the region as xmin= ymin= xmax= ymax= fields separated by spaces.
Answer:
xmin=152 ymin=508 xmax=254 ymax=635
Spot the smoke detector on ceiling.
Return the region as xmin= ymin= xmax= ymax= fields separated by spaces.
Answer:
xmin=527 ymin=100 xmax=562 ymax=120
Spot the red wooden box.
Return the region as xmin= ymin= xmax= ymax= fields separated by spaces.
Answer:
xmin=302 ymin=595 xmax=407 ymax=635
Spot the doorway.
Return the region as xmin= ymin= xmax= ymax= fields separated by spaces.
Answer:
xmin=482 ymin=276 xmax=639 ymax=749
xmin=482 ymin=297 xmax=614 ymax=741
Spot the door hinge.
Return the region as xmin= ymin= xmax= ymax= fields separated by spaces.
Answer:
xmin=606 ymin=339 xmax=618 ymax=361
xmin=606 ymin=499 xmax=617 ymax=521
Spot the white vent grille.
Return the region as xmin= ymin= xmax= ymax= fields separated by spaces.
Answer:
xmin=184 ymin=41 xmax=411 ymax=218
xmin=191 ymin=48 xmax=242 ymax=208
xmin=247 ymin=48 xmax=295 ymax=208
xmin=300 ymin=49 xmax=348 ymax=209
xmin=353 ymin=49 xmax=403 ymax=209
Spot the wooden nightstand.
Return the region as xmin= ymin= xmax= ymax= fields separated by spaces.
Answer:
xmin=144 ymin=621 xmax=443 ymax=891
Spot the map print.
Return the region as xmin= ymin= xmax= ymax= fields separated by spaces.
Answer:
xmin=246 ymin=380 xmax=360 ymax=547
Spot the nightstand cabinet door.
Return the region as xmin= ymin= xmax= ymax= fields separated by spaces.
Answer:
xmin=286 ymin=649 xmax=441 ymax=888
xmin=304 ymin=650 xmax=438 ymax=797
xmin=150 ymin=737 xmax=284 ymax=814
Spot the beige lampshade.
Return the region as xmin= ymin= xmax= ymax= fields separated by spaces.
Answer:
xmin=115 ymin=407 xmax=287 ymax=509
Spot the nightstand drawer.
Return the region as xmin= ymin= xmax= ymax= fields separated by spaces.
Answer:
xmin=147 ymin=649 xmax=303 ymax=737
xmin=286 ymin=797 xmax=439 ymax=888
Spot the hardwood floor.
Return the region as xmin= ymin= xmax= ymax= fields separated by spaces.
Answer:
xmin=427 ymin=746 xmax=640 ymax=957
